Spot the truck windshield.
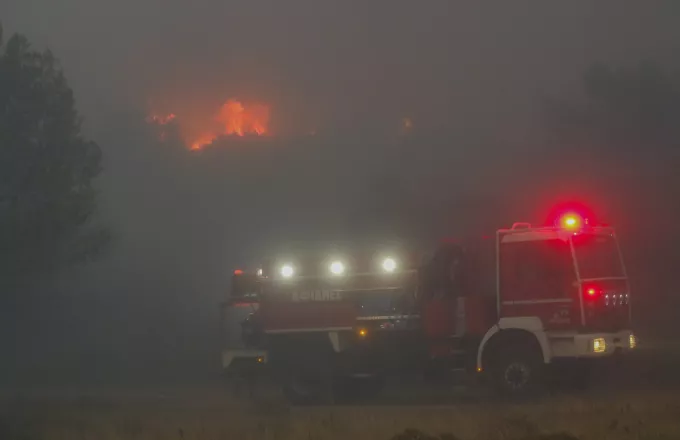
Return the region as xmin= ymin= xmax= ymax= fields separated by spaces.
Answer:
xmin=572 ymin=233 xmax=624 ymax=279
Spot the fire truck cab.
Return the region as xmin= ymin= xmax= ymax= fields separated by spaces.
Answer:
xmin=220 ymin=210 xmax=635 ymax=402
xmin=477 ymin=214 xmax=634 ymax=394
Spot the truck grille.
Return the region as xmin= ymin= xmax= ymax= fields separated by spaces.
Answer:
xmin=603 ymin=292 xmax=629 ymax=307
xmin=584 ymin=294 xmax=630 ymax=332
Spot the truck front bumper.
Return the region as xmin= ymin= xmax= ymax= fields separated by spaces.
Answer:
xmin=550 ymin=330 xmax=635 ymax=359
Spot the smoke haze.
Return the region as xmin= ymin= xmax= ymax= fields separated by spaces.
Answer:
xmin=1 ymin=0 xmax=679 ymax=385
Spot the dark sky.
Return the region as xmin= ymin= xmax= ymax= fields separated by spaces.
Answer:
xmin=2 ymin=1 xmax=679 ymax=385
xmin=3 ymin=1 xmax=679 ymax=138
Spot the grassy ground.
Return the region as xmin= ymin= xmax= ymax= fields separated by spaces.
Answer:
xmin=2 ymin=389 xmax=680 ymax=440
xmin=3 ymin=346 xmax=680 ymax=440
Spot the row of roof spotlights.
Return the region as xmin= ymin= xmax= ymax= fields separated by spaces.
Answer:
xmin=278 ymin=257 xmax=398 ymax=278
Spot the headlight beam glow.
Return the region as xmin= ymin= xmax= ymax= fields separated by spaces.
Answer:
xmin=382 ymin=257 xmax=397 ymax=273
xmin=329 ymin=261 xmax=346 ymax=276
xmin=280 ymin=264 xmax=294 ymax=278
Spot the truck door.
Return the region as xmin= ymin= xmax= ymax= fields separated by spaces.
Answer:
xmin=500 ymin=238 xmax=578 ymax=330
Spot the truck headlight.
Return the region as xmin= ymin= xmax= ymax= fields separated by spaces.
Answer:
xmin=329 ymin=260 xmax=345 ymax=276
xmin=280 ymin=264 xmax=294 ymax=278
xmin=591 ymin=338 xmax=606 ymax=353
xmin=629 ymin=334 xmax=637 ymax=349
xmin=382 ymin=257 xmax=397 ymax=273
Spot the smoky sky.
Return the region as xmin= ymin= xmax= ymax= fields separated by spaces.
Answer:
xmin=2 ymin=1 xmax=680 ymax=385
xmin=3 ymin=1 xmax=679 ymax=139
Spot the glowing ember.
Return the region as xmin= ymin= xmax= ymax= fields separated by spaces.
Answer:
xmin=401 ymin=117 xmax=413 ymax=134
xmin=146 ymin=113 xmax=177 ymax=141
xmin=147 ymin=113 xmax=176 ymax=125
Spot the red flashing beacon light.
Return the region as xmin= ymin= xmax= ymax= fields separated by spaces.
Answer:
xmin=545 ymin=202 xmax=597 ymax=230
xmin=559 ymin=212 xmax=587 ymax=230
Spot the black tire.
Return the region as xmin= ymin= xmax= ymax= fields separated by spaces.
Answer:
xmin=491 ymin=344 xmax=544 ymax=397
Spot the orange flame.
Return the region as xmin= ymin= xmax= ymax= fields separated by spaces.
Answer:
xmin=219 ymin=99 xmax=245 ymax=136
xmin=146 ymin=99 xmax=270 ymax=150
xmin=187 ymin=99 xmax=270 ymax=150
xmin=146 ymin=100 xmax=270 ymax=150
xmin=190 ymin=132 xmax=218 ymax=151
xmin=216 ymin=99 xmax=270 ymax=137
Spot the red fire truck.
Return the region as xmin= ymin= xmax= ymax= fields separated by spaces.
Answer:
xmin=220 ymin=209 xmax=636 ymax=403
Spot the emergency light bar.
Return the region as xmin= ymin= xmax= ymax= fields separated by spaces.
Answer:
xmin=260 ymin=252 xmax=409 ymax=280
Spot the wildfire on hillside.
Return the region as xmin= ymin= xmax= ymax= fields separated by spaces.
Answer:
xmin=147 ymin=99 xmax=270 ymax=150
xmin=147 ymin=99 xmax=412 ymax=149
xmin=216 ymin=99 xmax=270 ymax=137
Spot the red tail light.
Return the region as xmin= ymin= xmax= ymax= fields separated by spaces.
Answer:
xmin=231 ymin=301 xmax=255 ymax=307
xmin=234 ymin=269 xmax=244 ymax=275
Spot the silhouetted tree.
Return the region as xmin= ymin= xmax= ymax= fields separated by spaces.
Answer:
xmin=0 ymin=27 xmax=108 ymax=285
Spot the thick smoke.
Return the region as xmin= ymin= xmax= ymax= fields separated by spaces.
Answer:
xmin=1 ymin=0 xmax=679 ymax=386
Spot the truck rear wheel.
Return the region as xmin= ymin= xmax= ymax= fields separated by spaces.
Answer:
xmin=491 ymin=345 xmax=543 ymax=397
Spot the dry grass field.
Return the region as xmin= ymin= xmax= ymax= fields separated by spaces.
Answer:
xmin=2 ymin=345 xmax=680 ymax=440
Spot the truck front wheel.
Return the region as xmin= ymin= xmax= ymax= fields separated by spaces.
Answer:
xmin=491 ymin=345 xmax=543 ymax=397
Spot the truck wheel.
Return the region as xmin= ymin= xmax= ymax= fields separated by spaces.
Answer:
xmin=492 ymin=345 xmax=543 ymax=397
xmin=282 ymin=375 xmax=334 ymax=405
